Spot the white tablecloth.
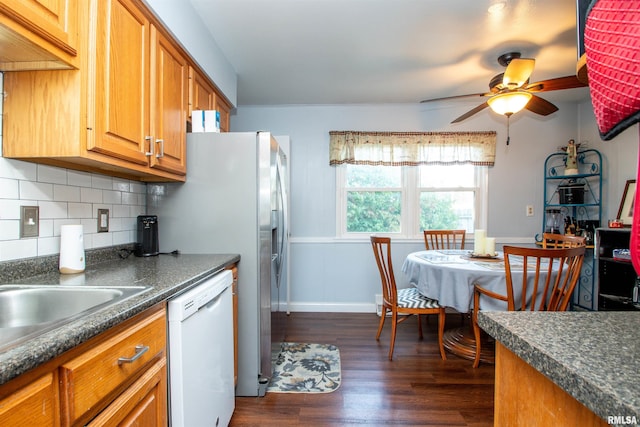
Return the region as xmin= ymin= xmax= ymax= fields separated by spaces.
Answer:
xmin=401 ymin=250 xmax=554 ymax=313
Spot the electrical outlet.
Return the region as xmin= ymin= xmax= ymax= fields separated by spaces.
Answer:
xmin=20 ymin=206 xmax=39 ymax=238
xmin=526 ymin=205 xmax=534 ymax=217
xmin=97 ymin=209 xmax=109 ymax=232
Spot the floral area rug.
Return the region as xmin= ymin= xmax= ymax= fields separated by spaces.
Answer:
xmin=267 ymin=342 xmax=341 ymax=393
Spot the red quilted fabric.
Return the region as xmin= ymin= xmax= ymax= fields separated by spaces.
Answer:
xmin=584 ymin=0 xmax=640 ymax=141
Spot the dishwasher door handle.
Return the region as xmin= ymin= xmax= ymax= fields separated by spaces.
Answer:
xmin=118 ymin=345 xmax=149 ymax=365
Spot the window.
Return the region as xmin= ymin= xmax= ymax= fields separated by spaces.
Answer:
xmin=336 ymin=164 xmax=487 ymax=238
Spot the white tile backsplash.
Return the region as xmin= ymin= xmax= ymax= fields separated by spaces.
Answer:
xmin=37 ymin=164 xmax=68 ymax=184
xmin=19 ymin=181 xmax=54 ymax=200
xmin=80 ymin=187 xmax=104 ymax=204
xmin=67 ymin=202 xmax=93 ymax=218
xmin=0 ymin=220 xmax=19 ymax=240
xmin=0 ymin=177 xmax=18 ymax=198
xmin=53 ymin=184 xmax=81 ymax=202
xmin=91 ymin=175 xmax=113 ymax=190
xmin=67 ymin=170 xmax=93 ymax=187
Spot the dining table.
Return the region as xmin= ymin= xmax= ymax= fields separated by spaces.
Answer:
xmin=401 ymin=249 xmax=552 ymax=363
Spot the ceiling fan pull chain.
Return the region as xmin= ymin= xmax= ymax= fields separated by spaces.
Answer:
xmin=506 ymin=114 xmax=511 ymax=145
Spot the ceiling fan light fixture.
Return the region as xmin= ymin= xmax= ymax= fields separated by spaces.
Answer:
xmin=487 ymin=91 xmax=532 ymax=116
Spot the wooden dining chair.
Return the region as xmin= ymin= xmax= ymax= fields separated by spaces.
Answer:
xmin=541 ymin=233 xmax=586 ymax=248
xmin=471 ymin=245 xmax=585 ymax=368
xmin=370 ymin=236 xmax=446 ymax=360
xmin=423 ymin=229 xmax=466 ymax=250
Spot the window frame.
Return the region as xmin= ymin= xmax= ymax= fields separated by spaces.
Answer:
xmin=336 ymin=164 xmax=488 ymax=239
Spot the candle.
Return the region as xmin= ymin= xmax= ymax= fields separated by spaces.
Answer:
xmin=474 ymin=229 xmax=486 ymax=255
xmin=485 ymin=237 xmax=496 ymax=256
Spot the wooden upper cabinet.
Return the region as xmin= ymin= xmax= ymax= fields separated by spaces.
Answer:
xmin=2 ymin=0 xmax=229 ymax=180
xmin=0 ymin=0 xmax=79 ymax=70
xmin=216 ymin=97 xmax=231 ymax=132
xmin=149 ymin=26 xmax=188 ymax=175
xmin=188 ymin=65 xmax=232 ymax=132
xmin=189 ymin=66 xmax=215 ymax=116
xmin=89 ymin=0 xmax=186 ymax=176
xmin=89 ymin=0 xmax=150 ymax=167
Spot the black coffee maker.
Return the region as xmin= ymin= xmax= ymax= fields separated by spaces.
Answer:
xmin=135 ymin=215 xmax=159 ymax=256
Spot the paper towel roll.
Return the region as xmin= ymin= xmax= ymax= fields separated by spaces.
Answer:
xmin=59 ymin=225 xmax=85 ymax=274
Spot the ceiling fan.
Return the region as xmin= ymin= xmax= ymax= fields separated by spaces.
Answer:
xmin=421 ymin=52 xmax=587 ymax=124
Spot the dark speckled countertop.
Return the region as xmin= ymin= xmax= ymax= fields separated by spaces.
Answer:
xmin=478 ymin=311 xmax=640 ymax=423
xmin=0 ymin=253 xmax=239 ymax=385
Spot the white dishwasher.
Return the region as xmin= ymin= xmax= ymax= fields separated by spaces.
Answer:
xmin=168 ymin=269 xmax=234 ymax=427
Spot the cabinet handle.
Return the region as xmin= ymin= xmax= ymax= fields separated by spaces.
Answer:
xmin=145 ymin=136 xmax=154 ymax=157
xmin=155 ymin=139 xmax=164 ymax=158
xmin=117 ymin=345 xmax=149 ymax=365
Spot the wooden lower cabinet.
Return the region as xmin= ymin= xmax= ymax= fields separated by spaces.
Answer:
xmin=0 ymin=372 xmax=59 ymax=427
xmin=87 ymin=357 xmax=167 ymax=427
xmin=0 ymin=304 xmax=167 ymax=427
xmin=495 ymin=342 xmax=608 ymax=426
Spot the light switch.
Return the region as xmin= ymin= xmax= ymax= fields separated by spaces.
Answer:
xmin=97 ymin=209 xmax=109 ymax=232
xmin=20 ymin=206 xmax=39 ymax=238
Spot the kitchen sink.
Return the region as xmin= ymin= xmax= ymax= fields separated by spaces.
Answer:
xmin=0 ymin=285 xmax=150 ymax=351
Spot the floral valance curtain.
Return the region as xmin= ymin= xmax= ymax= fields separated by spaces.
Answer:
xmin=329 ymin=131 xmax=497 ymax=166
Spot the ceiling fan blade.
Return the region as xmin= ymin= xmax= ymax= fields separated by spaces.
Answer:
xmin=420 ymin=92 xmax=488 ymax=103
xmin=451 ymin=102 xmax=489 ymax=123
xmin=503 ymin=58 xmax=535 ymax=88
xmin=525 ymin=95 xmax=558 ymax=116
xmin=526 ymin=75 xmax=587 ymax=92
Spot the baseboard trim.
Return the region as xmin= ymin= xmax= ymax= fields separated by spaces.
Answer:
xmin=286 ymin=302 xmax=376 ymax=313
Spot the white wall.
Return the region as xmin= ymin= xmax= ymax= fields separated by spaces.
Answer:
xmin=231 ymin=101 xmax=639 ymax=312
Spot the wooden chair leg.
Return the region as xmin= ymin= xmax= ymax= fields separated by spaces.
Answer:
xmin=438 ymin=308 xmax=447 ymax=360
xmin=417 ymin=314 xmax=423 ymax=338
xmin=376 ymin=307 xmax=387 ymax=340
xmin=389 ymin=312 xmax=398 ymax=360
xmin=472 ymin=309 xmax=482 ymax=368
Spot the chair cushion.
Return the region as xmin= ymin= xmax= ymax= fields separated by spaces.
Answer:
xmin=397 ymin=287 xmax=441 ymax=309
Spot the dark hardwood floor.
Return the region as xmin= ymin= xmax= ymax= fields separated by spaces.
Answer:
xmin=230 ymin=312 xmax=495 ymax=426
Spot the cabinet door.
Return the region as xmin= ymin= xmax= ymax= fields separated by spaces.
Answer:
xmin=0 ymin=0 xmax=78 ymax=59
xmin=89 ymin=0 xmax=151 ymax=166
xmin=86 ymin=357 xmax=167 ymax=427
xmin=216 ymin=97 xmax=231 ymax=132
xmin=149 ymin=26 xmax=187 ymax=175
xmin=189 ymin=66 xmax=215 ymax=117
xmin=0 ymin=373 xmax=58 ymax=427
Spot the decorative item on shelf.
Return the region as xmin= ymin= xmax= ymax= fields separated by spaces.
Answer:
xmin=565 ymin=216 xmax=578 ymax=235
xmin=609 ymin=219 xmax=624 ymax=228
xmin=561 ymin=139 xmax=580 ymax=175
xmin=558 ymin=180 xmax=585 ymax=204
xmin=616 ymin=179 xmax=636 ymax=227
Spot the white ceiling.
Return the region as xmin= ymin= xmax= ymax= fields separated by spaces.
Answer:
xmin=188 ymin=0 xmax=589 ymax=107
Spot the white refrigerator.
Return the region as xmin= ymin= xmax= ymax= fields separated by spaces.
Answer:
xmin=148 ymin=131 xmax=289 ymax=397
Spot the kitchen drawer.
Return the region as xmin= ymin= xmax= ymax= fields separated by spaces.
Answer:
xmin=59 ymin=308 xmax=166 ymax=426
